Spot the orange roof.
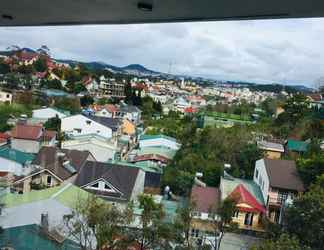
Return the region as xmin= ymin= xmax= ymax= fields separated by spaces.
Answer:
xmin=11 ymin=124 xmax=43 ymax=140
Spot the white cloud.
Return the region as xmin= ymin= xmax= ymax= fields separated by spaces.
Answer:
xmin=1 ymin=18 xmax=324 ymax=86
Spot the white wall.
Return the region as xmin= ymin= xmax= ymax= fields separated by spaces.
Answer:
xmin=253 ymin=159 xmax=270 ymax=203
xmin=62 ymin=139 xmax=116 ymax=162
xmin=139 ymin=138 xmax=181 ymax=150
xmin=0 ymin=91 xmax=12 ymax=104
xmin=130 ymin=169 xmax=145 ymax=201
xmin=32 ymin=108 xmax=67 ymax=120
xmin=0 ymin=157 xmax=23 ymax=176
xmin=61 ymin=115 xmax=113 ymax=139
xmin=95 ymin=109 xmax=113 ymax=118
xmin=11 ymin=138 xmax=40 ymax=154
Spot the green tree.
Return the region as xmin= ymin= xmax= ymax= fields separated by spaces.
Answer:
xmin=250 ymin=234 xmax=307 ymax=250
xmin=34 ymin=57 xmax=47 ymax=72
xmin=296 ymin=154 xmax=324 ymax=189
xmin=47 ymin=79 xmax=63 ymax=90
xmin=285 ymin=181 xmax=324 ymax=250
xmin=44 ymin=115 xmax=61 ymax=131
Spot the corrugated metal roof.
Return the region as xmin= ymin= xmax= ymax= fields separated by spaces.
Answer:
xmin=0 ymin=146 xmax=35 ymax=165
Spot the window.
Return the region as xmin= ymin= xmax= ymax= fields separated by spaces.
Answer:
xmin=255 ymin=169 xmax=259 ymax=179
xmin=92 ymin=182 xmax=99 ymax=188
xmin=277 ymin=191 xmax=288 ymax=204
xmin=86 ymin=120 xmax=92 ymax=125
xmin=233 ymin=211 xmax=239 ymax=218
xmin=74 ymin=128 xmax=82 ymax=133
xmin=47 ymin=175 xmax=52 ymax=185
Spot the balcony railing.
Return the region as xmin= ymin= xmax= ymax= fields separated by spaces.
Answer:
xmin=268 ymin=197 xmax=284 ymax=206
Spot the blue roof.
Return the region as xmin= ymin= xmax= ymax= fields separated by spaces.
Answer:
xmin=0 ymin=224 xmax=80 ymax=250
xmin=0 ymin=146 xmax=35 ymax=165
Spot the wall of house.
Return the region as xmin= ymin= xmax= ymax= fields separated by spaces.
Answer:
xmin=0 ymin=158 xmax=23 ymax=176
xmin=232 ymin=211 xmax=263 ymax=231
xmin=32 ymin=108 xmax=67 ymax=120
xmin=0 ymin=91 xmax=12 ymax=104
xmin=130 ymin=169 xmax=145 ymax=201
xmin=95 ymin=109 xmax=113 ymax=118
xmin=122 ymin=119 xmax=135 ymax=135
xmin=62 ymin=139 xmax=116 ymax=162
xmin=139 ymin=138 xmax=180 ymax=150
xmin=253 ymin=159 xmax=270 ymax=204
xmin=265 ymin=151 xmax=282 ymax=159
xmin=61 ymin=115 xmax=113 ymax=139
xmin=11 ymin=138 xmax=40 ymax=154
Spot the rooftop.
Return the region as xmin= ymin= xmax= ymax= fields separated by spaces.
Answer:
xmin=191 ymin=185 xmax=220 ymax=213
xmin=287 ymin=139 xmax=309 ymax=153
xmin=257 ymin=140 xmax=284 ymax=153
xmin=263 ymin=158 xmax=305 ymax=192
xmin=139 ymin=134 xmax=177 ymax=142
xmin=0 ymin=146 xmax=35 ymax=165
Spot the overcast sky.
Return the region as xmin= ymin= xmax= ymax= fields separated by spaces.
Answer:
xmin=1 ymin=18 xmax=324 ymax=86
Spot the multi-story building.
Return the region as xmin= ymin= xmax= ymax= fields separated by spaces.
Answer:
xmin=99 ymin=76 xmax=125 ymax=98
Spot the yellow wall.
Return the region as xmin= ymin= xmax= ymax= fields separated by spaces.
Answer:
xmin=265 ymin=151 xmax=282 ymax=159
xmin=232 ymin=211 xmax=264 ymax=232
xmin=122 ymin=119 xmax=136 ymax=135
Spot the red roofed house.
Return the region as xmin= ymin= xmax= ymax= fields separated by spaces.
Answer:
xmin=91 ymin=104 xmax=119 ymax=118
xmin=190 ymin=185 xmax=220 ymax=238
xmin=184 ymin=106 xmax=199 ymax=114
xmin=10 ymin=123 xmax=56 ymax=153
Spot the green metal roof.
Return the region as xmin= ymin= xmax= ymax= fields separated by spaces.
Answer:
xmin=132 ymin=146 xmax=177 ymax=160
xmin=287 ymin=139 xmax=309 ymax=152
xmin=140 ymin=134 xmax=177 ymax=142
xmin=220 ymin=176 xmax=265 ymax=206
xmin=107 ymin=160 xmax=162 ymax=174
xmin=0 ymin=224 xmax=80 ymax=250
xmin=0 ymin=146 xmax=35 ymax=165
xmin=2 ymin=184 xmax=92 ymax=209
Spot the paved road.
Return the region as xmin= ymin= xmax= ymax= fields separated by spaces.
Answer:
xmin=220 ymin=233 xmax=261 ymax=250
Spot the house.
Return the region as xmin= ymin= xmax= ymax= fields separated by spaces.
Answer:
xmin=139 ymin=134 xmax=181 ymax=151
xmin=0 ymin=224 xmax=81 ymax=250
xmin=62 ymin=134 xmax=119 ymax=162
xmin=119 ymin=103 xmax=142 ymax=125
xmin=89 ymin=104 xmax=118 ymax=118
xmin=0 ymin=90 xmax=13 ymax=104
xmin=61 ymin=114 xmax=113 ymax=139
xmin=286 ymin=139 xmax=309 ymax=154
xmin=0 ymin=146 xmax=35 ymax=181
xmin=190 ymin=185 xmax=220 ymax=238
xmin=88 ymin=115 xmax=123 ymax=137
xmin=257 ymin=140 xmax=284 ymax=159
xmin=220 ymin=175 xmax=266 ymax=231
xmin=99 ymin=76 xmax=125 ymax=98
xmin=12 ymin=147 xmax=95 ymax=193
xmin=253 ymin=158 xmax=305 ymax=223
xmin=74 ymin=161 xmax=145 ymax=206
xmin=174 ymin=96 xmax=190 ymax=112
xmin=32 ymin=107 xmax=70 ymax=122
xmin=11 ymin=123 xmax=56 ymax=153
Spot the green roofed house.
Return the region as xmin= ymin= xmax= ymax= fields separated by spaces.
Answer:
xmin=0 ymin=224 xmax=80 ymax=250
xmin=0 ymin=146 xmax=35 ymax=178
xmin=0 ymin=183 xmax=94 ymax=229
xmin=139 ymin=134 xmax=181 ymax=151
xmin=287 ymin=139 xmax=309 ymax=153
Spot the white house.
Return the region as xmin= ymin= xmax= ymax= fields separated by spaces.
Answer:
xmin=139 ymin=134 xmax=181 ymax=151
xmin=174 ymin=96 xmax=190 ymax=112
xmin=0 ymin=91 xmax=13 ymax=104
xmin=32 ymin=107 xmax=69 ymax=122
xmin=62 ymin=134 xmax=119 ymax=162
xmin=61 ymin=114 xmax=113 ymax=139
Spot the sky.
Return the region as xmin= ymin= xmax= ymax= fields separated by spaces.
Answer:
xmin=1 ymin=18 xmax=324 ymax=87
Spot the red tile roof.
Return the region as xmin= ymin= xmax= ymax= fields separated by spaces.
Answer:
xmin=11 ymin=124 xmax=43 ymax=140
xmin=132 ymin=154 xmax=169 ymax=164
xmin=229 ymin=184 xmax=266 ymax=213
xmin=191 ymin=186 xmax=220 ymax=213
xmin=184 ymin=106 xmax=198 ymax=113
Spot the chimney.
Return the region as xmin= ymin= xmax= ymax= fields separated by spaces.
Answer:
xmin=41 ymin=213 xmax=49 ymax=232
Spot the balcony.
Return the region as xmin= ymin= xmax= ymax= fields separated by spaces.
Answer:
xmin=268 ymin=197 xmax=283 ymax=207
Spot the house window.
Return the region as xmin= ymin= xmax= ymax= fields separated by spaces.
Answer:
xmin=233 ymin=211 xmax=239 ymax=218
xmin=191 ymin=228 xmax=199 ymax=238
xmin=255 ymin=169 xmax=259 ymax=179
xmin=74 ymin=128 xmax=82 ymax=133
xmin=47 ymin=176 xmax=52 ymax=186
xmin=86 ymin=120 xmax=92 ymax=125
xmin=92 ymin=182 xmax=99 ymax=188
xmin=277 ymin=191 xmax=288 ymax=204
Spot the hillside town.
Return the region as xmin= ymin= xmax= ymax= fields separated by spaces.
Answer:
xmin=0 ymin=47 xmax=323 ymax=250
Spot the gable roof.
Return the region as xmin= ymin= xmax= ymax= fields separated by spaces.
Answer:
xmin=220 ymin=176 xmax=265 ymax=206
xmin=263 ymin=158 xmax=305 ymax=192
xmin=31 ymin=146 xmax=91 ymax=181
xmin=0 ymin=146 xmax=35 ymax=165
xmin=74 ymin=161 xmax=140 ymax=201
xmin=11 ymin=123 xmax=43 ymax=140
xmin=87 ymin=115 xmax=122 ymax=132
xmin=191 ymin=186 xmax=220 ymax=213
xmin=229 ymin=184 xmax=266 ymax=213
